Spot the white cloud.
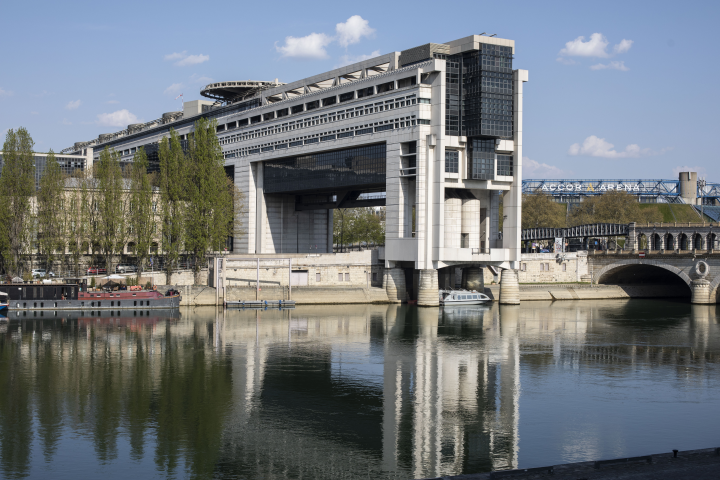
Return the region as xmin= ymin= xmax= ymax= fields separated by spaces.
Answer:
xmin=164 ymin=52 xmax=186 ymax=61
xmin=97 ymin=109 xmax=139 ymax=127
xmin=613 ymin=39 xmax=633 ymax=54
xmin=164 ymin=83 xmax=183 ymax=95
xmin=523 ymin=157 xmax=567 ymax=178
xmin=559 ymin=33 xmax=633 ymax=60
xmin=560 ymin=33 xmax=610 ymax=58
xmin=335 ymin=15 xmax=375 ymax=48
xmin=590 ymin=61 xmax=629 ymax=71
xmin=0 ymin=86 xmax=12 ymax=97
xmin=672 ymin=165 xmax=706 ymax=176
xmin=65 ymin=99 xmax=82 ymax=110
xmin=336 ymin=50 xmax=381 ymax=67
xmin=177 ymin=54 xmax=209 ymax=67
xmin=62 ymin=119 xmax=72 ymax=125
xmin=276 ymin=32 xmax=333 ymax=59
xmin=568 ymin=135 xmax=669 ymax=158
xmin=164 ymin=51 xmax=209 ymax=66
xmin=106 ymin=100 xmax=119 ymax=104
xmin=189 ymin=74 xmax=213 ymax=84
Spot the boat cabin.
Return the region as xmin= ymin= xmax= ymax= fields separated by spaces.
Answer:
xmin=0 ymin=284 xmax=79 ymax=301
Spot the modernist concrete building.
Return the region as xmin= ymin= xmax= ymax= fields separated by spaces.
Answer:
xmin=63 ymin=34 xmax=528 ymax=305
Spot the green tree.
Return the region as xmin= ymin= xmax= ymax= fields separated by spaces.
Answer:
xmin=333 ymin=208 xmax=385 ymax=250
xmin=94 ymin=147 xmax=128 ymax=274
xmin=159 ymin=130 xmax=186 ymax=285
xmin=521 ymin=191 xmax=567 ymax=229
xmin=67 ymin=170 xmax=91 ymax=276
xmin=0 ymin=128 xmax=36 ymax=276
xmin=128 ymin=148 xmax=155 ymax=280
xmin=36 ymin=150 xmax=66 ymax=274
xmin=184 ymin=119 xmax=239 ymax=284
xmin=569 ymin=191 xmax=664 ymax=226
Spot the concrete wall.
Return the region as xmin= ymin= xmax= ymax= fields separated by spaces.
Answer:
xmin=220 ymin=250 xmax=384 ymax=289
xmin=485 ymin=283 xmax=690 ymax=301
xmin=518 ymin=252 xmax=589 ymax=283
xmin=157 ymin=284 xmax=389 ymax=306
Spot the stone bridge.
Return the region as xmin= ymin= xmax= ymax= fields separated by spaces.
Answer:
xmin=587 ymin=252 xmax=720 ymax=304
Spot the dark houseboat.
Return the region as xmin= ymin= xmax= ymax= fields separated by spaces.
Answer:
xmin=0 ymin=284 xmax=181 ymax=311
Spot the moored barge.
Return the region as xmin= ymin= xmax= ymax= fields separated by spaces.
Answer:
xmin=0 ymin=284 xmax=181 ymax=310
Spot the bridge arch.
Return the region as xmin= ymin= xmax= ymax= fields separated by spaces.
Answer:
xmin=594 ymin=259 xmax=692 ymax=287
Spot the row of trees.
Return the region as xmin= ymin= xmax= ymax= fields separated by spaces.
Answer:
xmin=332 ymin=207 xmax=385 ymax=250
xmin=0 ymin=119 xmax=243 ymax=284
xmin=521 ymin=190 xmax=664 ymax=229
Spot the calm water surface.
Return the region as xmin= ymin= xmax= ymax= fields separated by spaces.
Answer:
xmin=0 ymin=300 xmax=719 ymax=479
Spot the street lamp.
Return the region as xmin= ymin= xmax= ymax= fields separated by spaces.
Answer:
xmin=699 ymin=177 xmax=707 ymax=222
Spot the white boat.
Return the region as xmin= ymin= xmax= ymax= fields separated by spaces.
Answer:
xmin=439 ymin=289 xmax=491 ymax=305
xmin=0 ymin=292 xmax=7 ymax=310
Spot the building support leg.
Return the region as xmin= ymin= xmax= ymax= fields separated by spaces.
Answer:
xmin=417 ymin=269 xmax=439 ymax=307
xmin=499 ymin=269 xmax=520 ymax=305
xmin=384 ymin=267 xmax=406 ymax=303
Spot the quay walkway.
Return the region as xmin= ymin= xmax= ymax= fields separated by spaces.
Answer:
xmin=417 ymin=447 xmax=720 ymax=480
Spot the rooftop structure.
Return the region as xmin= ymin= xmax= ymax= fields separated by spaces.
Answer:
xmin=200 ymin=80 xmax=285 ymax=104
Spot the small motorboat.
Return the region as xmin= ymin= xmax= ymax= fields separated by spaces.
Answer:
xmin=0 ymin=291 xmax=8 ymax=310
xmin=439 ymin=289 xmax=491 ymax=305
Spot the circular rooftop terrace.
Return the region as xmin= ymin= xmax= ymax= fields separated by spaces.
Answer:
xmin=200 ymin=80 xmax=284 ymax=102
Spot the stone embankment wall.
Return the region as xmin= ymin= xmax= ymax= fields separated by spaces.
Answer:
xmin=157 ymin=285 xmax=389 ymax=306
xmin=485 ymin=283 xmax=689 ymax=301
xmin=214 ymin=251 xmax=384 ymax=289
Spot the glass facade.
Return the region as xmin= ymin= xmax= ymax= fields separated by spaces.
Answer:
xmin=443 ymin=44 xmax=514 ymax=140
xmin=445 ymin=150 xmax=459 ymax=173
xmin=0 ymin=154 xmax=85 ymax=189
xmin=468 ymin=139 xmax=495 ymax=180
xmin=445 ymin=59 xmax=460 ymax=136
xmin=497 ymin=154 xmax=513 ymax=177
xmin=264 ymin=143 xmax=386 ymax=194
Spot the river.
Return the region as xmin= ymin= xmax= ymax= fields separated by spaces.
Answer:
xmin=0 ymin=300 xmax=718 ymax=479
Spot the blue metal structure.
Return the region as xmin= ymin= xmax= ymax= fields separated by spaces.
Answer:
xmin=522 ymin=179 xmax=683 ymax=203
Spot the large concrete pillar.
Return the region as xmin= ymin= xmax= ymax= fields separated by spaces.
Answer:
xmin=463 ymin=267 xmax=483 ymax=291
xmin=384 ymin=268 xmax=406 ymax=303
xmin=461 ymin=196 xmax=480 ymax=249
xmin=690 ymin=279 xmax=713 ymax=304
xmin=679 ymin=172 xmax=698 ymax=205
xmin=417 ymin=269 xmax=439 ymax=307
xmin=499 ymin=269 xmax=520 ymax=305
xmin=444 ymin=197 xmax=461 ymax=248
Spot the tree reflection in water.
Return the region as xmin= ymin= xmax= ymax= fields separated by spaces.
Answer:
xmin=0 ymin=302 xmax=717 ymax=479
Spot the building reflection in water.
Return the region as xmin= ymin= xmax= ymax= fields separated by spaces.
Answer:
xmin=0 ymin=301 xmax=718 ymax=479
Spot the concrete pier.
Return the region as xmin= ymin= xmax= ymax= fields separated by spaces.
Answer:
xmin=417 ymin=269 xmax=439 ymax=307
xmin=384 ymin=267 xmax=407 ymax=303
xmin=691 ymin=279 xmax=713 ymax=304
xmin=499 ymin=269 xmax=520 ymax=305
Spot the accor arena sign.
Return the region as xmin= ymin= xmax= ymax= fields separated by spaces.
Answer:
xmin=539 ymin=183 xmax=644 ymax=193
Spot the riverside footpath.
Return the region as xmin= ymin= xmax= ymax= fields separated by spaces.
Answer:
xmin=418 ymin=447 xmax=720 ymax=480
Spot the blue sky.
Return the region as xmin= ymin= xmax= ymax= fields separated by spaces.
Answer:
xmin=1 ymin=0 xmax=718 ymax=180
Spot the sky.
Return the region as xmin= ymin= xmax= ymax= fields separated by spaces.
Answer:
xmin=1 ymin=0 xmax=718 ymax=180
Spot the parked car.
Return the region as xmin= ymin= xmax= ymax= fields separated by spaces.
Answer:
xmin=116 ymin=264 xmax=137 ymax=273
xmin=86 ymin=267 xmax=107 ymax=275
xmin=31 ymin=269 xmax=55 ymax=278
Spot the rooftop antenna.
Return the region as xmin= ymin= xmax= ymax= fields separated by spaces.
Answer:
xmin=489 ymin=33 xmax=497 ymax=37
xmin=175 ymin=93 xmax=183 ymax=112
xmin=479 ymin=32 xmax=486 ymax=36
